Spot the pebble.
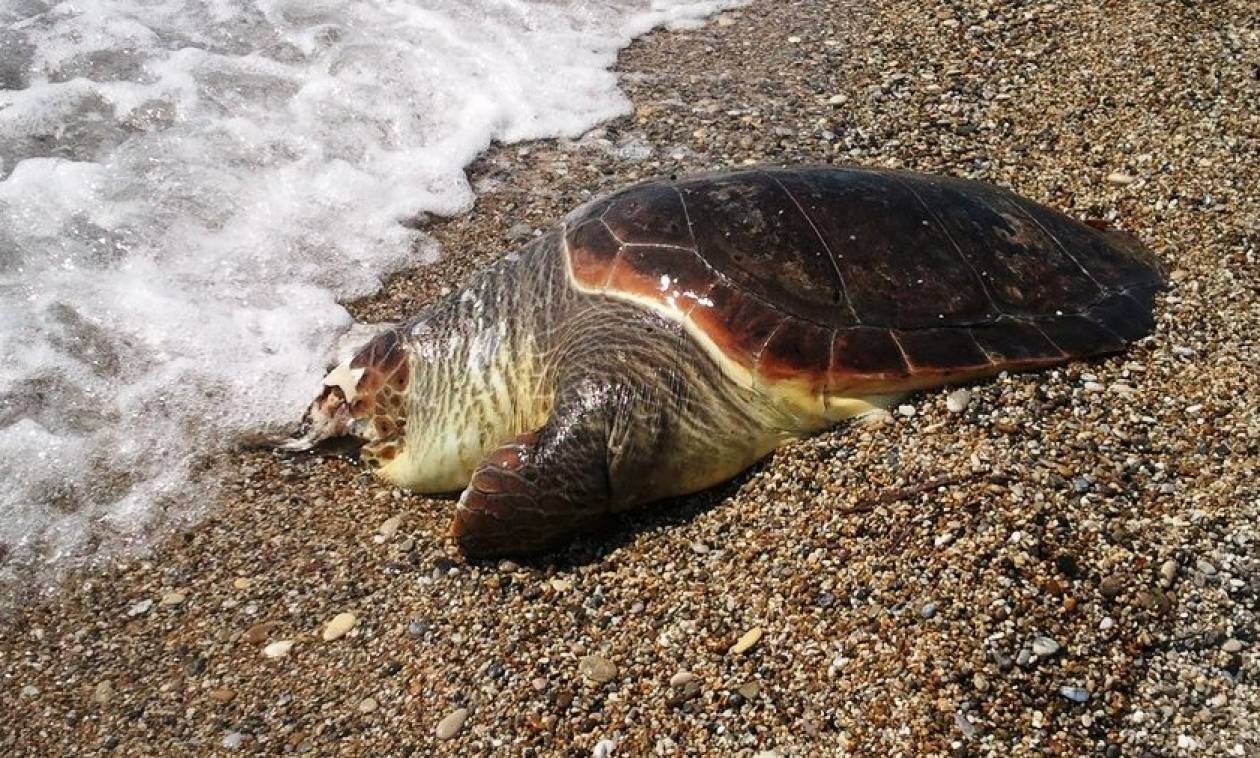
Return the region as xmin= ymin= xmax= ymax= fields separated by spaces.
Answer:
xmin=322 ymin=612 xmax=357 ymax=641
xmin=945 ymin=389 xmax=971 ymax=413
xmin=1032 ymin=636 xmax=1061 ymax=657
xmin=531 ymin=677 xmax=548 ymax=691
xmin=20 ymin=684 xmax=39 ymax=698
xmin=1105 ymin=171 xmax=1136 ymax=185
xmin=376 ymin=515 xmax=402 ymax=540
xmin=920 ymin=602 xmax=938 ymax=619
xmin=669 ymin=671 xmax=698 ymax=688
xmin=92 ymin=680 xmax=113 ymax=704
xmin=263 ymin=640 xmax=294 ymax=659
xmin=208 ymin=688 xmax=236 ymax=703
xmin=593 ymin=738 xmax=615 ymax=757
xmin=222 ymin=732 xmax=244 ymax=750
xmin=1084 ymin=381 xmax=1105 ymax=392
xmin=1099 ymin=575 xmax=1126 ymax=598
xmin=160 ymin=591 xmax=185 ymax=606
xmin=897 ymin=404 xmax=916 ymax=418
xmin=729 ymin=626 xmax=763 ymax=655
xmin=436 ymin=707 xmax=468 ymax=740
xmin=1196 ymin=559 xmax=1217 ymax=575
xmin=127 ymin=599 xmax=153 ymax=617
xmin=1222 ymin=639 xmax=1243 ymax=653
xmin=242 ymin=623 xmax=272 ymax=645
xmin=1160 ymin=559 xmax=1178 ymax=583
xmin=497 ymin=559 xmax=519 ymax=571
xmin=358 ymin=696 xmax=378 ymax=713
xmin=579 ymin=655 xmax=618 ymax=683
xmin=232 ymin=577 xmax=252 ymax=590
xmin=737 ymin=681 xmax=761 ymax=699
xmin=955 ymin=710 xmax=978 ymax=739
xmin=550 ymin=578 xmax=573 ymax=592
xmin=1059 ymin=686 xmax=1090 ymax=703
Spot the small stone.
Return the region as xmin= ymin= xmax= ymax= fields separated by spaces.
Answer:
xmin=531 ymin=677 xmax=548 ymax=691
xmin=1031 ymin=636 xmax=1061 ymax=657
xmin=377 ymin=515 xmax=402 ymax=539
xmin=897 ymin=404 xmax=916 ymax=418
xmin=1099 ymin=575 xmax=1125 ymax=598
xmin=1083 ymin=381 xmax=1105 ymax=392
xmin=1105 ymin=172 xmax=1135 ymax=185
xmin=1196 ymin=559 xmax=1217 ymax=575
xmin=1016 ymin=648 xmax=1033 ymax=667
xmin=263 ymin=640 xmax=294 ymax=659
xmin=506 ymin=222 xmax=533 ymax=241
xmin=1160 ymin=559 xmax=1178 ymax=583
xmin=592 ymin=738 xmax=616 ymax=758
xmin=579 ymin=655 xmax=618 ymax=683
xmin=208 ymin=688 xmax=235 ymax=703
xmin=497 ymin=559 xmax=519 ymax=572
xmin=128 ymin=599 xmax=153 ymax=617
xmin=550 ymin=578 xmax=573 ymax=592
xmin=233 ymin=578 xmax=252 ymax=591
xmin=243 ymin=623 xmax=273 ymax=645
xmin=436 ymin=707 xmax=468 ymax=740
xmin=323 ymin=612 xmax=357 ymax=641
xmin=92 ymin=680 xmax=113 ymax=704
xmin=945 ymin=389 xmax=971 ymax=413
xmin=955 ymin=710 xmax=978 ymax=739
xmin=1100 ymin=616 xmax=1115 ymax=630
xmin=690 ymin=541 xmax=710 ymax=554
xmin=716 ymin=15 xmax=736 ymax=27
xmin=1222 ymin=639 xmax=1244 ymax=653
xmin=406 ymin=619 xmax=428 ymax=638
xmin=1059 ymin=686 xmax=1090 ymax=703
xmin=20 ymin=685 xmax=39 ymax=698
xmin=827 ymin=94 xmax=848 ymax=105
xmin=729 ymin=626 xmax=763 ymax=655
xmin=358 ymin=696 xmax=378 ymax=713
xmin=160 ymin=591 xmax=186 ymax=606
xmin=669 ymin=672 xmax=698 ymax=688
xmin=222 ymin=732 xmax=244 ymax=750
xmin=920 ymin=602 xmax=938 ymax=619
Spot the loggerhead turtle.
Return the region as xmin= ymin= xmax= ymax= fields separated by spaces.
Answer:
xmin=283 ymin=166 xmax=1164 ymax=556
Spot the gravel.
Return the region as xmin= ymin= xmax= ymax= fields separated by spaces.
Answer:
xmin=1 ymin=0 xmax=1257 ymax=755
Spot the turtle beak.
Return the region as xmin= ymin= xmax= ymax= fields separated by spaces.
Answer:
xmin=271 ymin=387 xmax=363 ymax=456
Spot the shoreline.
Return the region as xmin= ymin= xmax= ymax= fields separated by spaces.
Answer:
xmin=2 ymin=1 xmax=1258 ymax=755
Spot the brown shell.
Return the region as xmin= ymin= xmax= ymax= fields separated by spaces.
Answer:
xmin=563 ymin=166 xmax=1164 ymax=395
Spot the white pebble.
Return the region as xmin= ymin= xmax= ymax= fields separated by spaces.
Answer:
xmin=323 ymin=612 xmax=358 ymax=641
xmin=946 ymin=389 xmax=971 ymax=413
xmin=263 ymin=640 xmax=294 ymax=659
xmin=222 ymin=732 xmax=244 ymax=750
xmin=592 ymin=739 xmax=616 ymax=758
xmin=436 ymin=707 xmax=468 ymax=740
xmin=897 ymin=404 xmax=916 ymax=418
xmin=128 ymin=599 xmax=153 ymax=617
xmin=1031 ymin=636 xmax=1061 ymax=656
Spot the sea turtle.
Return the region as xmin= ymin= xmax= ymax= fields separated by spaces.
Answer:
xmin=283 ymin=166 xmax=1164 ymax=556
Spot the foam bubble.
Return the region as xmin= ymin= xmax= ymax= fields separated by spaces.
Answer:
xmin=0 ymin=0 xmax=743 ymax=599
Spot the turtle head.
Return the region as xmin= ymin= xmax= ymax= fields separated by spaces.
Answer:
xmin=278 ymin=330 xmax=412 ymax=471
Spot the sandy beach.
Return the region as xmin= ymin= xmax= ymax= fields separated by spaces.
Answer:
xmin=2 ymin=0 xmax=1258 ymax=755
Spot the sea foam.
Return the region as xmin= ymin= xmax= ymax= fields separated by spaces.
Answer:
xmin=0 ymin=0 xmax=740 ymax=597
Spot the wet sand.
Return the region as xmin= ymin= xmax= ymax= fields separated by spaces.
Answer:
xmin=2 ymin=0 xmax=1258 ymax=754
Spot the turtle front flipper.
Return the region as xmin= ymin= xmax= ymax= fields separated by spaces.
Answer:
xmin=450 ymin=385 xmax=618 ymax=556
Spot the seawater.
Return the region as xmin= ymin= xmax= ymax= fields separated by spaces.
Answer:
xmin=0 ymin=0 xmax=739 ymax=595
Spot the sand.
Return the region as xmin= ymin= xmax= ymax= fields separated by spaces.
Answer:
xmin=2 ymin=0 xmax=1258 ymax=755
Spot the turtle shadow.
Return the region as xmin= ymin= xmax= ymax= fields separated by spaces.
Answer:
xmin=464 ymin=463 xmax=764 ymax=572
